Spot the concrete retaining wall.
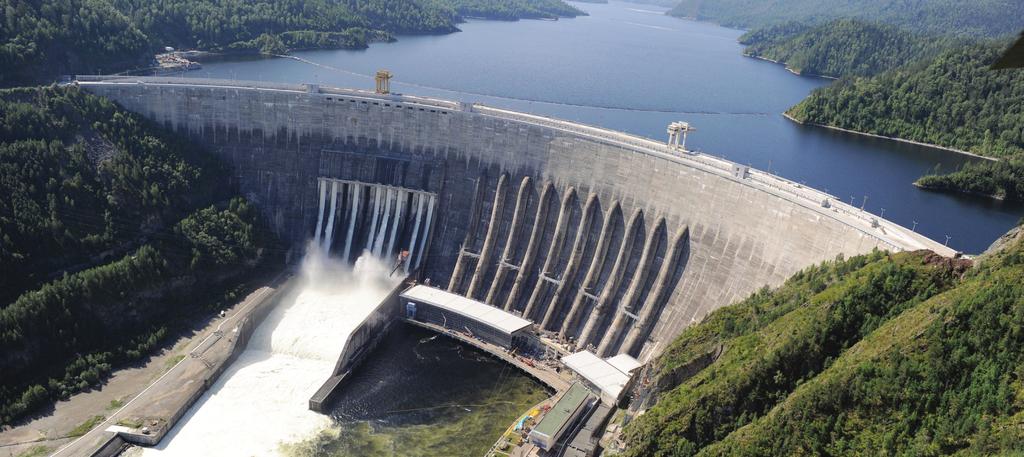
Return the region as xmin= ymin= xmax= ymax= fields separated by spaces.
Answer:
xmin=309 ymin=278 xmax=408 ymax=411
xmin=116 ymin=279 xmax=293 ymax=448
xmin=78 ymin=76 xmax=952 ymax=360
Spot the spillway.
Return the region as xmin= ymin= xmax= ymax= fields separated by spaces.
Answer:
xmin=139 ymin=248 xmax=398 ymax=456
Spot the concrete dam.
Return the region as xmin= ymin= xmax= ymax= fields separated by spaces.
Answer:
xmin=78 ymin=76 xmax=952 ymax=362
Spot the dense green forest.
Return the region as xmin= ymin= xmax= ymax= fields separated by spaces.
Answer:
xmin=0 ymin=87 xmax=278 ymax=425
xmin=437 ymin=0 xmax=583 ymax=20
xmin=915 ymin=159 xmax=1024 ymax=201
xmin=623 ymin=225 xmax=1024 ymax=456
xmin=668 ymin=0 xmax=1024 ymax=38
xmin=786 ymin=42 xmax=1024 ymax=160
xmin=746 ymin=21 xmax=1024 ymax=202
xmin=0 ymin=0 xmax=583 ymax=86
xmin=739 ymin=19 xmax=957 ymax=78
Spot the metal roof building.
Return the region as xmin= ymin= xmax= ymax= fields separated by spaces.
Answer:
xmin=528 ymin=382 xmax=595 ymax=451
xmin=400 ymin=285 xmax=532 ymax=347
xmin=562 ymin=351 xmax=641 ymax=405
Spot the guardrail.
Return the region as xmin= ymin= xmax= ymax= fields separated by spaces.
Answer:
xmin=75 ymin=75 xmax=461 ymax=111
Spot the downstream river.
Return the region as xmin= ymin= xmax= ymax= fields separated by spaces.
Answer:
xmin=184 ymin=1 xmax=1020 ymax=253
xmin=296 ymin=325 xmax=548 ymax=457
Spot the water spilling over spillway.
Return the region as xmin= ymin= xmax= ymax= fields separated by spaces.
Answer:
xmin=141 ymin=248 xmax=399 ymax=456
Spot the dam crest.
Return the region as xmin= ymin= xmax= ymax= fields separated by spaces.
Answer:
xmin=77 ymin=75 xmax=953 ymax=361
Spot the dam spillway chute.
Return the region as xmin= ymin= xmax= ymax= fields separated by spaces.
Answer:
xmin=312 ymin=178 xmax=436 ymax=270
xmin=139 ymin=249 xmax=401 ymax=456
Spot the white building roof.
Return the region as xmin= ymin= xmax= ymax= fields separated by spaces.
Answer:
xmin=606 ymin=354 xmax=642 ymax=374
xmin=401 ymin=285 xmax=532 ymax=335
xmin=561 ymin=351 xmax=638 ymax=401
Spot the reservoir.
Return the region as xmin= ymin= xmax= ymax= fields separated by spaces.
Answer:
xmin=182 ymin=0 xmax=1021 ymax=254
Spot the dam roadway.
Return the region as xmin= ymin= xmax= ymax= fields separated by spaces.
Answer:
xmin=77 ymin=75 xmax=954 ymax=365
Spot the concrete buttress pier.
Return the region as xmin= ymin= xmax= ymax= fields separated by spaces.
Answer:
xmin=78 ymin=76 xmax=954 ymax=360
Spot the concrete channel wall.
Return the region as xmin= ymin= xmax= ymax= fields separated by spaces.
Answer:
xmin=309 ymin=278 xmax=409 ymax=412
xmin=78 ymin=76 xmax=954 ymax=361
xmin=51 ymin=277 xmax=294 ymax=457
xmin=119 ymin=279 xmax=292 ymax=448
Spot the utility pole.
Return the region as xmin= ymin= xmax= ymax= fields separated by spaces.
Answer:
xmin=860 ymin=196 xmax=868 ymax=211
xmin=880 ymin=208 xmax=886 ymax=218
xmin=912 ymin=221 xmax=918 ymax=232
xmin=945 ymin=235 xmax=952 ymax=246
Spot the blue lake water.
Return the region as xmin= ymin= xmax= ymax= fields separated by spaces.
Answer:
xmin=184 ymin=1 xmax=1022 ymax=253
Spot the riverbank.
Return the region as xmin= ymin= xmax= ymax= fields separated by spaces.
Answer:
xmin=782 ymin=112 xmax=1000 ymax=161
xmin=280 ymin=323 xmax=550 ymax=457
xmin=0 ymin=269 xmax=288 ymax=457
xmin=27 ymin=272 xmax=291 ymax=457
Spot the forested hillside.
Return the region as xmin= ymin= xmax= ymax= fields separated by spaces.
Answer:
xmin=668 ymin=0 xmax=1024 ymax=38
xmin=786 ymin=42 xmax=1024 ymax=160
xmin=437 ymin=0 xmax=584 ymax=20
xmin=0 ymin=86 xmax=278 ymax=426
xmin=915 ymin=159 xmax=1024 ymax=202
xmin=743 ymin=21 xmax=1024 ymax=202
xmin=739 ymin=19 xmax=956 ymax=78
xmin=623 ymin=226 xmax=1024 ymax=456
xmin=0 ymin=0 xmax=583 ymax=86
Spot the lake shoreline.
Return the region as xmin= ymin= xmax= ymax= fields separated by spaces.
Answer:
xmin=913 ymin=181 xmax=1007 ymax=202
xmin=782 ymin=112 xmax=1000 ymax=162
xmin=742 ymin=53 xmax=839 ymax=80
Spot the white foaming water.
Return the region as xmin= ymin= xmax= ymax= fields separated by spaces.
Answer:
xmin=142 ymin=247 xmax=399 ymax=457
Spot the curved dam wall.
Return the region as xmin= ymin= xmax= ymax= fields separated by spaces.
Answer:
xmin=78 ymin=76 xmax=951 ymax=360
